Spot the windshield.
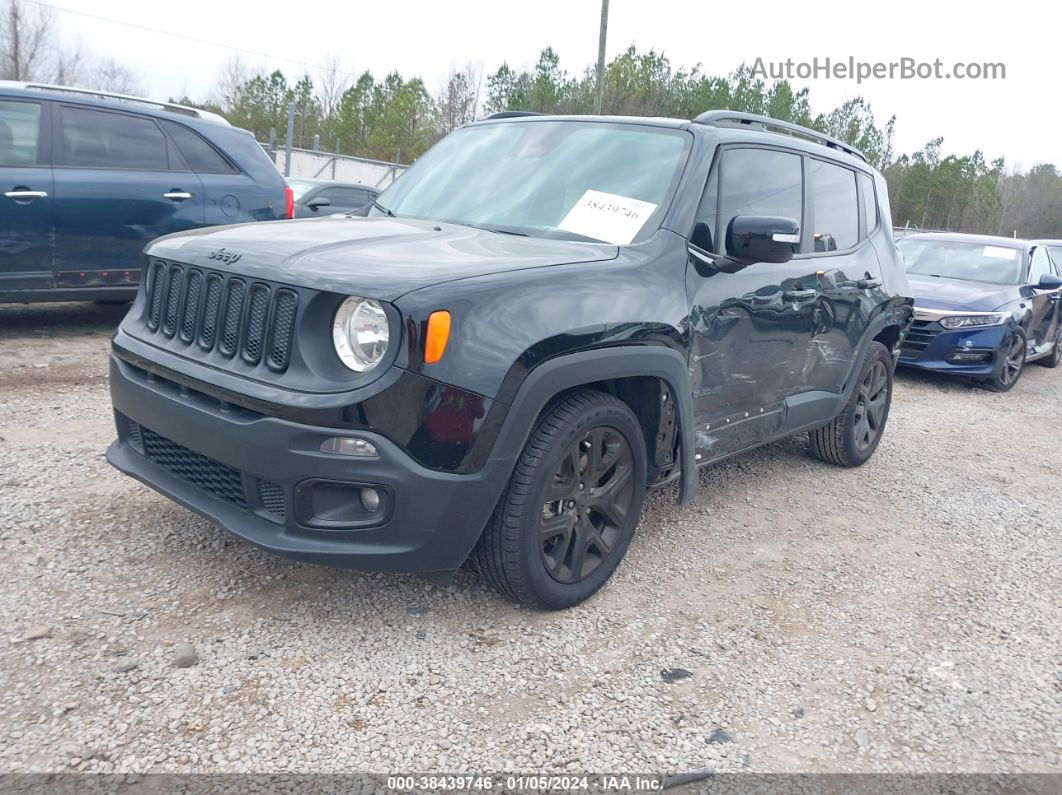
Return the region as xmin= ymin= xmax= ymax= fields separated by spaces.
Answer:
xmin=898 ymin=239 xmax=1024 ymax=285
xmin=376 ymin=121 xmax=690 ymax=243
xmin=287 ymin=180 xmax=316 ymax=201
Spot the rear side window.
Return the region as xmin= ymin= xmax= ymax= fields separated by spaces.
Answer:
xmin=858 ymin=172 xmax=878 ymax=235
xmin=320 ymin=187 xmax=370 ymax=206
xmin=60 ymin=106 xmax=169 ymax=170
xmin=160 ymin=120 xmax=235 ymax=174
xmin=0 ymin=100 xmax=42 ymax=166
xmin=809 ymin=159 xmax=859 ymax=252
xmin=718 ymin=148 xmax=803 ymax=254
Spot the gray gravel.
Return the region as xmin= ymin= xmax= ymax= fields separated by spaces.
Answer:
xmin=1 ymin=301 xmax=1060 ymax=775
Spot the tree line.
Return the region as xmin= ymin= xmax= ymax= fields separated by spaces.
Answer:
xmin=2 ymin=0 xmax=1058 ymax=238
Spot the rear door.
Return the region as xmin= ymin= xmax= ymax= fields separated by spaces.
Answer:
xmin=805 ymin=160 xmax=886 ymax=393
xmin=0 ymin=97 xmax=53 ymax=293
xmin=51 ymin=104 xmax=204 ymax=288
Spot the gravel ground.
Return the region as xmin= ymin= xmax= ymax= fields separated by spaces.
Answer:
xmin=0 ymin=301 xmax=1059 ymax=776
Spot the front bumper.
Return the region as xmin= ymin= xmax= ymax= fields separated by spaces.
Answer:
xmin=106 ymin=355 xmax=514 ymax=574
xmin=898 ymin=321 xmax=1010 ymax=377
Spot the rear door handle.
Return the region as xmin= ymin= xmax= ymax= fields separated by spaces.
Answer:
xmin=783 ymin=288 xmax=818 ymax=301
xmin=857 ymin=278 xmax=883 ymax=289
xmin=163 ymin=191 xmax=194 ymax=201
xmin=4 ymin=190 xmax=47 ymax=199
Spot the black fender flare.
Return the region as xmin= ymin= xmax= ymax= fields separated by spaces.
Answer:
xmin=489 ymin=346 xmax=697 ymax=505
xmin=840 ymin=305 xmax=911 ymax=401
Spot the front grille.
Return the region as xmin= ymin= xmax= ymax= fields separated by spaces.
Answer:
xmin=900 ymin=319 xmax=940 ymax=357
xmin=143 ymin=260 xmax=298 ymax=372
xmin=139 ymin=424 xmax=248 ymax=509
xmin=257 ymin=480 xmax=286 ymax=518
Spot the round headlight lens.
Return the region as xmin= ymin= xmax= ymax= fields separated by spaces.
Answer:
xmin=333 ymin=297 xmax=389 ymax=371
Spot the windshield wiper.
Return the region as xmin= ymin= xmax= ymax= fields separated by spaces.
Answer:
xmin=371 ymin=199 xmax=394 ymax=217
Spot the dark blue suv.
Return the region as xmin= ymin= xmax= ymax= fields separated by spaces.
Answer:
xmin=0 ymin=82 xmax=291 ymax=303
xmin=897 ymin=232 xmax=1062 ymax=391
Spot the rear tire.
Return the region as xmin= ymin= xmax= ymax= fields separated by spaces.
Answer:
xmin=474 ymin=390 xmax=647 ymax=609
xmin=808 ymin=341 xmax=893 ymax=467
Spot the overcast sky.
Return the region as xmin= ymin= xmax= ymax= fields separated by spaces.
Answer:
xmin=46 ymin=0 xmax=1061 ymax=168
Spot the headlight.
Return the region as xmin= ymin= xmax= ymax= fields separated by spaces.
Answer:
xmin=939 ymin=314 xmax=1007 ymax=330
xmin=333 ymin=296 xmax=389 ymax=371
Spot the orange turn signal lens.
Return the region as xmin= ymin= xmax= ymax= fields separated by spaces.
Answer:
xmin=424 ymin=310 xmax=451 ymax=364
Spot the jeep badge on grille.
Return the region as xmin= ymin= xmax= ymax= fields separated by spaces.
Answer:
xmin=208 ymin=248 xmax=242 ymax=265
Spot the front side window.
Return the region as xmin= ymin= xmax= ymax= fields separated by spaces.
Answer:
xmin=717 ymin=148 xmax=803 ymax=254
xmin=379 ymin=121 xmax=690 ymax=243
xmin=60 ymin=106 xmax=168 ymax=170
xmin=1028 ymin=247 xmax=1051 ymax=284
xmin=898 ymin=239 xmax=1024 ymax=285
xmin=0 ymin=100 xmax=42 ymax=166
xmin=809 ymin=158 xmax=859 ymax=252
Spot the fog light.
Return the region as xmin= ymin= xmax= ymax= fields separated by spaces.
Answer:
xmin=360 ymin=488 xmax=381 ymax=512
xmin=320 ymin=437 xmax=378 ymax=457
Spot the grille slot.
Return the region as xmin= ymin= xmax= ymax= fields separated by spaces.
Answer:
xmin=219 ymin=279 xmax=246 ymax=357
xmin=199 ymin=274 xmax=224 ymax=350
xmin=136 ymin=421 xmax=247 ymax=509
xmin=141 ymin=261 xmax=299 ymax=371
xmin=257 ymin=480 xmax=286 ymax=518
xmin=179 ymin=270 xmax=203 ymax=343
xmin=267 ymin=290 xmax=298 ymax=371
xmin=162 ymin=266 xmax=184 ymax=337
xmin=242 ymin=284 xmax=270 ymax=364
xmin=901 ymin=319 xmax=940 ymax=356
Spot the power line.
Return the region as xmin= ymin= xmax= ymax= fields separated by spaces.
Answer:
xmin=28 ymin=0 xmax=364 ymax=81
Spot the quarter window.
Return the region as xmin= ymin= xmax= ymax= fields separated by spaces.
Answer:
xmin=0 ymin=100 xmax=42 ymax=166
xmin=858 ymin=172 xmax=878 ymax=236
xmin=718 ymin=148 xmax=803 ymax=254
xmin=160 ymin=120 xmax=234 ymax=174
xmin=60 ymin=106 xmax=169 ymax=170
xmin=809 ymin=159 xmax=859 ymax=252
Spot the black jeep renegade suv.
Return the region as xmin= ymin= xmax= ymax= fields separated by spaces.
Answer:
xmin=107 ymin=111 xmax=912 ymax=608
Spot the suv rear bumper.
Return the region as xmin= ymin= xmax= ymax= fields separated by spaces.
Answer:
xmin=106 ymin=355 xmax=513 ymax=574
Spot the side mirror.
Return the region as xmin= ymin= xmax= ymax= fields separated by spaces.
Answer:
xmin=725 ymin=215 xmax=800 ymax=265
xmin=1036 ymin=274 xmax=1062 ymax=290
xmin=307 ymin=196 xmax=332 ymax=210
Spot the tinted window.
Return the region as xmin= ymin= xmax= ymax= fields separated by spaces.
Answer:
xmin=809 ymin=159 xmax=858 ymax=252
xmin=0 ymin=100 xmax=41 ymax=166
xmin=858 ymin=172 xmax=878 ymax=235
xmin=320 ymin=187 xmax=369 ymax=206
xmin=1029 ymin=247 xmax=1052 ymax=284
xmin=718 ymin=148 xmax=803 ymax=253
xmin=60 ymin=106 xmax=168 ymax=170
xmin=160 ymin=120 xmax=234 ymax=173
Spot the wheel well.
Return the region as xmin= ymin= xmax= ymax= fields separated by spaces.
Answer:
xmin=873 ymin=324 xmax=901 ymax=354
xmin=541 ymin=376 xmax=678 ymax=481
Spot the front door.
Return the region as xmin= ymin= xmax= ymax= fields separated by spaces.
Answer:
xmin=1026 ymin=245 xmax=1061 ymax=355
xmin=687 ymin=146 xmax=819 ymax=459
xmin=0 ymin=98 xmax=53 ymax=293
xmin=51 ymin=104 xmax=204 ymax=290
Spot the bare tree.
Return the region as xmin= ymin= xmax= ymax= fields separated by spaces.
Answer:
xmin=316 ymin=53 xmax=351 ymax=120
xmin=90 ymin=57 xmax=143 ymax=95
xmin=212 ymin=54 xmax=250 ymax=112
xmin=437 ymin=62 xmax=482 ymax=134
xmin=0 ymin=0 xmax=54 ymax=81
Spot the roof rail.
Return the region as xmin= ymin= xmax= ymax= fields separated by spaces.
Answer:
xmin=693 ymin=110 xmax=867 ymax=163
xmin=0 ymin=81 xmax=230 ymax=126
xmin=485 ymin=111 xmax=545 ymax=120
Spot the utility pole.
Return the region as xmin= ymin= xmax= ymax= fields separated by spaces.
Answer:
xmin=593 ymin=0 xmax=609 ymax=114
xmin=11 ymin=3 xmax=22 ymax=81
xmin=283 ymin=101 xmax=296 ymax=177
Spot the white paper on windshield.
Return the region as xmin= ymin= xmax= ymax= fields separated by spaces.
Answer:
xmin=557 ymin=190 xmax=658 ymax=245
xmin=983 ymin=246 xmax=1018 ymax=260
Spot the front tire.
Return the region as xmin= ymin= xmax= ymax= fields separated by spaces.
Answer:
xmin=474 ymin=390 xmax=647 ymax=609
xmin=808 ymin=341 xmax=893 ymax=467
xmin=1037 ymin=324 xmax=1061 ymax=368
xmin=984 ymin=327 xmax=1026 ymax=391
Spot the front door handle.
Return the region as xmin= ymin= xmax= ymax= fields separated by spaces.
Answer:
xmin=857 ymin=277 xmax=883 ymax=290
xmin=163 ymin=191 xmax=194 ymax=201
xmin=783 ymin=288 xmax=818 ymax=301
xmin=4 ymin=190 xmax=48 ymax=200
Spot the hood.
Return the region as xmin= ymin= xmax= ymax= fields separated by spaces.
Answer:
xmin=146 ymin=216 xmax=618 ymax=300
xmin=906 ymin=274 xmax=1018 ymax=312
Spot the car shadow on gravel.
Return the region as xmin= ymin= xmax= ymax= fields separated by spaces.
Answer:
xmin=0 ymin=301 xmax=129 ymax=339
